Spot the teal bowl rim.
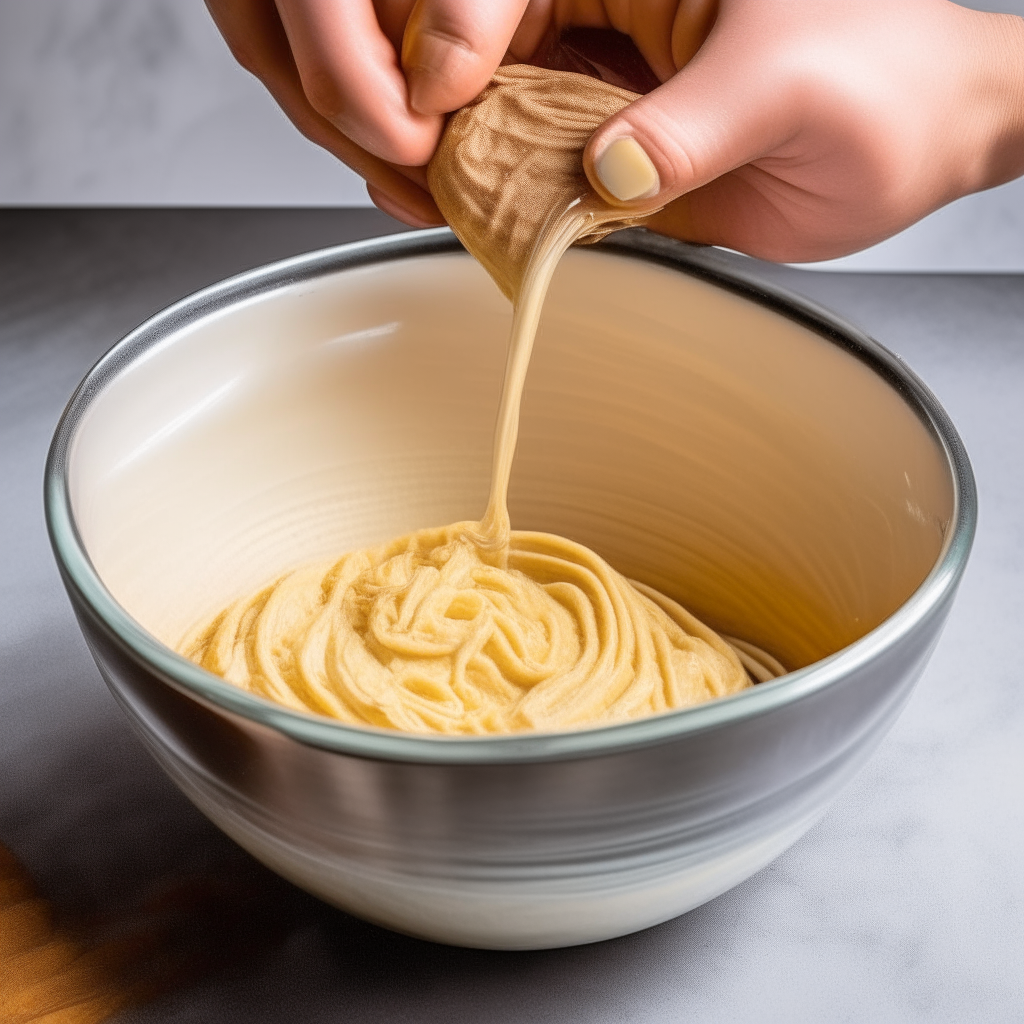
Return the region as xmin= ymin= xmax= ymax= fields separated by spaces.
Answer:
xmin=44 ymin=227 xmax=977 ymax=765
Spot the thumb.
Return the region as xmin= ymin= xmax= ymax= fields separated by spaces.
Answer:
xmin=583 ymin=30 xmax=790 ymax=210
xmin=402 ymin=0 xmax=529 ymax=116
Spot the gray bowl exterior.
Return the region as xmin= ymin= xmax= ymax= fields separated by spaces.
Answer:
xmin=47 ymin=230 xmax=975 ymax=949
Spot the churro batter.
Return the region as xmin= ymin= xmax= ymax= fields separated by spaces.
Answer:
xmin=180 ymin=68 xmax=784 ymax=734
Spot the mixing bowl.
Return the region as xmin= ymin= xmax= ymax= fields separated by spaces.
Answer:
xmin=45 ymin=228 xmax=975 ymax=949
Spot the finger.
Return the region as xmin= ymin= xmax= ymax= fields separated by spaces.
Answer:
xmin=669 ymin=0 xmax=719 ymax=72
xmin=206 ymin=0 xmax=442 ymax=222
xmin=372 ymin=0 xmax=418 ymax=50
xmin=401 ymin=0 xmax=530 ymax=115
xmin=582 ymin=8 xmax=794 ymax=209
xmin=506 ymin=0 xmax=554 ymax=63
xmin=512 ymin=1 xmax=717 ymax=83
xmin=274 ymin=0 xmax=442 ymax=165
xmin=593 ymin=0 xmax=684 ymax=83
xmin=367 ymin=182 xmax=446 ymax=226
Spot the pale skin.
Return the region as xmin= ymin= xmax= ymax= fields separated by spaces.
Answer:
xmin=206 ymin=0 xmax=1024 ymax=262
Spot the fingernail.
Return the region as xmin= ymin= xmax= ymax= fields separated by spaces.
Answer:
xmin=402 ymin=23 xmax=446 ymax=115
xmin=366 ymin=184 xmax=443 ymax=228
xmin=594 ymin=138 xmax=660 ymax=202
xmin=401 ymin=30 xmax=429 ymax=113
xmin=407 ymin=73 xmax=429 ymax=116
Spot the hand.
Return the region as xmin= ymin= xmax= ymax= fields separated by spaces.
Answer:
xmin=586 ymin=0 xmax=1024 ymax=260
xmin=202 ymin=0 xmax=717 ymax=227
xmin=207 ymin=1 xmax=1024 ymax=261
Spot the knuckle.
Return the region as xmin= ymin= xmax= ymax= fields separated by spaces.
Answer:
xmin=619 ymin=108 xmax=698 ymax=192
xmin=301 ymin=70 xmax=345 ymax=124
xmin=420 ymin=23 xmax=479 ymax=58
xmin=406 ymin=20 xmax=488 ymax=75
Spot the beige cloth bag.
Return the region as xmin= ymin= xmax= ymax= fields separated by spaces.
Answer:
xmin=427 ymin=64 xmax=654 ymax=300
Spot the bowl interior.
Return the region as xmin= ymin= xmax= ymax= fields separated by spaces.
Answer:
xmin=69 ymin=247 xmax=954 ymax=673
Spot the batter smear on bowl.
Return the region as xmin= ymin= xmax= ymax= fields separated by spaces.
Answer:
xmin=180 ymin=67 xmax=784 ymax=734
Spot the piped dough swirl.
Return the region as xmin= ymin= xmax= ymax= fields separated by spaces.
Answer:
xmin=182 ymin=523 xmax=777 ymax=735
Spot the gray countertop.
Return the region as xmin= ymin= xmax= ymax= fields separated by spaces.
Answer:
xmin=1 ymin=209 xmax=1021 ymax=1023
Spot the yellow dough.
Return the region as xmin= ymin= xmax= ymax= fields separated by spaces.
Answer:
xmin=181 ymin=523 xmax=774 ymax=735
xmin=181 ymin=67 xmax=785 ymax=734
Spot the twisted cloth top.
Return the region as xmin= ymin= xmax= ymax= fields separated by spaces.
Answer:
xmin=428 ymin=64 xmax=652 ymax=300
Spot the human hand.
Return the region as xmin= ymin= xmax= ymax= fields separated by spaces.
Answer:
xmin=585 ymin=0 xmax=1024 ymax=260
xmin=206 ymin=0 xmax=1024 ymax=261
xmin=202 ymin=0 xmax=717 ymax=227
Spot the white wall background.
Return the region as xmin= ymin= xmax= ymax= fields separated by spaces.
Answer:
xmin=1 ymin=0 xmax=1022 ymax=270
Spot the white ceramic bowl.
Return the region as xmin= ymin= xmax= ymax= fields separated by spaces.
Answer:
xmin=46 ymin=229 xmax=975 ymax=948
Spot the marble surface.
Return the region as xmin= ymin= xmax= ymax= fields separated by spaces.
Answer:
xmin=1 ymin=209 xmax=1022 ymax=1022
xmin=1 ymin=1 xmax=1024 ymax=270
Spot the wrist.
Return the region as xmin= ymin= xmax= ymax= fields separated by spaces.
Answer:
xmin=958 ymin=9 xmax=1024 ymax=196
